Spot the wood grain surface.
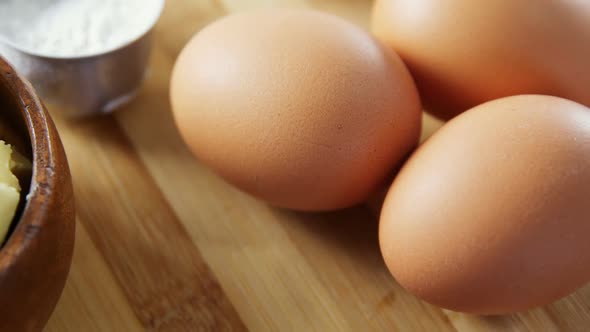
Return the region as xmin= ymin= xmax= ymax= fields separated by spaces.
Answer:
xmin=44 ymin=0 xmax=590 ymax=331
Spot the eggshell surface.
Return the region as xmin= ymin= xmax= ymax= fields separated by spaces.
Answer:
xmin=379 ymin=95 xmax=590 ymax=314
xmin=372 ymin=0 xmax=590 ymax=120
xmin=171 ymin=9 xmax=421 ymax=211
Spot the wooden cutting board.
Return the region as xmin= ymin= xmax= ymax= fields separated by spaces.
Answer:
xmin=44 ymin=0 xmax=590 ymax=331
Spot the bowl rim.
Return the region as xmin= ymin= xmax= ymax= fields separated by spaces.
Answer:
xmin=0 ymin=56 xmax=61 ymax=267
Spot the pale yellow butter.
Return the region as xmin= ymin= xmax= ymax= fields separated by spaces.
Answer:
xmin=0 ymin=140 xmax=20 ymax=244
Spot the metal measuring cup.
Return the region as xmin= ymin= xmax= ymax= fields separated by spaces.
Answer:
xmin=0 ymin=0 xmax=165 ymax=117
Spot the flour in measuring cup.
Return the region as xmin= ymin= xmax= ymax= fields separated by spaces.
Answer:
xmin=0 ymin=0 xmax=162 ymax=57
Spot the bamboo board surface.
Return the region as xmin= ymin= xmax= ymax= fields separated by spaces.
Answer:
xmin=43 ymin=0 xmax=590 ymax=331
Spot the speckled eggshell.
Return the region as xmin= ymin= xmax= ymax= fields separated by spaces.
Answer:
xmin=371 ymin=0 xmax=590 ymax=120
xmin=171 ymin=9 xmax=421 ymax=211
xmin=379 ymin=95 xmax=590 ymax=314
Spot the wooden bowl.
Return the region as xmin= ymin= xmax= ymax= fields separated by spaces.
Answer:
xmin=0 ymin=56 xmax=75 ymax=331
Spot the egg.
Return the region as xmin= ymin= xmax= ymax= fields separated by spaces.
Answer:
xmin=170 ymin=9 xmax=421 ymax=211
xmin=379 ymin=95 xmax=590 ymax=314
xmin=371 ymin=0 xmax=590 ymax=120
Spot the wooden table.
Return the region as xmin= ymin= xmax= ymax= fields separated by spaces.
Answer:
xmin=44 ymin=1 xmax=590 ymax=331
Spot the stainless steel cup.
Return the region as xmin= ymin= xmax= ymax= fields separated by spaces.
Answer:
xmin=0 ymin=0 xmax=165 ymax=117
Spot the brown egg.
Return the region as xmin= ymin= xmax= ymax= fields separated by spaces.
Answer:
xmin=171 ymin=9 xmax=421 ymax=211
xmin=379 ymin=95 xmax=590 ymax=314
xmin=371 ymin=0 xmax=590 ymax=120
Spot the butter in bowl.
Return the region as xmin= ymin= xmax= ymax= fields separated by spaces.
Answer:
xmin=0 ymin=55 xmax=75 ymax=331
xmin=0 ymin=128 xmax=31 ymax=245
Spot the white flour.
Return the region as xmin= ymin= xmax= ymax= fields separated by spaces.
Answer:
xmin=0 ymin=0 xmax=162 ymax=57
